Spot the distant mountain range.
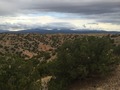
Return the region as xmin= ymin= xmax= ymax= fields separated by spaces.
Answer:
xmin=0 ymin=28 xmax=120 ymax=34
xmin=0 ymin=30 xmax=9 ymax=33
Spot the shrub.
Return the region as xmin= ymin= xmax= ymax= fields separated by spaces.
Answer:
xmin=48 ymin=36 xmax=118 ymax=90
xmin=113 ymin=45 xmax=120 ymax=56
xmin=0 ymin=55 xmax=42 ymax=90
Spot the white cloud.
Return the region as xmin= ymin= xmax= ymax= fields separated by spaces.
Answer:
xmin=0 ymin=14 xmax=120 ymax=31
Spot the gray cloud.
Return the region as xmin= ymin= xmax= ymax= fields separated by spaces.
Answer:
xmin=84 ymin=12 xmax=120 ymax=24
xmin=0 ymin=0 xmax=120 ymax=26
xmin=43 ymin=22 xmax=75 ymax=29
xmin=0 ymin=0 xmax=120 ymax=15
xmin=31 ymin=2 xmax=120 ymax=15
xmin=0 ymin=22 xmax=75 ymax=31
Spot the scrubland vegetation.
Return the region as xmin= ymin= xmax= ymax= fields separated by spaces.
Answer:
xmin=0 ymin=34 xmax=120 ymax=90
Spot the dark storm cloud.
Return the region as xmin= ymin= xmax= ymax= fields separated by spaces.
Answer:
xmin=0 ymin=0 xmax=120 ymax=24
xmin=30 ymin=1 xmax=120 ymax=15
xmin=0 ymin=0 xmax=120 ymax=15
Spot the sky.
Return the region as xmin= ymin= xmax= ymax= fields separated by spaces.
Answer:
xmin=0 ymin=0 xmax=120 ymax=31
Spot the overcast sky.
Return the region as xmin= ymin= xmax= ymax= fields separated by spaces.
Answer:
xmin=0 ymin=0 xmax=120 ymax=31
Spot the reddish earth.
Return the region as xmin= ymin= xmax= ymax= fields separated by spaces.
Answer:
xmin=38 ymin=43 xmax=53 ymax=51
xmin=23 ymin=50 xmax=36 ymax=59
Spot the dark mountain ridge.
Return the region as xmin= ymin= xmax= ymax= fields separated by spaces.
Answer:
xmin=0 ymin=28 xmax=120 ymax=34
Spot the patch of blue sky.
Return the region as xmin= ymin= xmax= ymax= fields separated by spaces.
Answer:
xmin=26 ymin=11 xmax=84 ymax=19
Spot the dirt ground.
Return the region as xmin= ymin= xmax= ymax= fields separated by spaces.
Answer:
xmin=69 ymin=65 xmax=120 ymax=90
